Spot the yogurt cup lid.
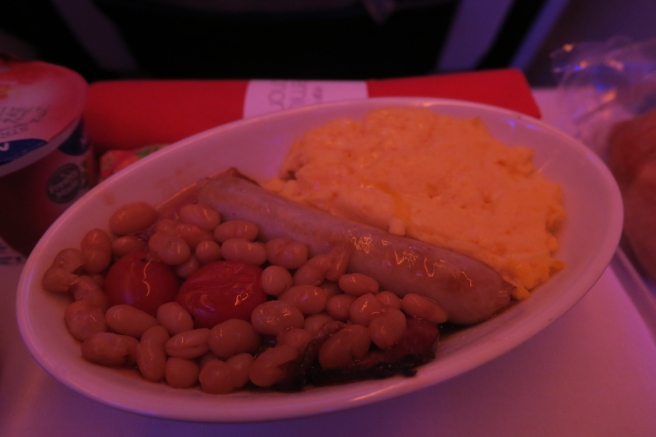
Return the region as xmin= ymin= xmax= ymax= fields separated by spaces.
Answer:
xmin=0 ymin=58 xmax=88 ymax=176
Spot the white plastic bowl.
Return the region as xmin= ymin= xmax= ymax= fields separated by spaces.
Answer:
xmin=16 ymin=97 xmax=623 ymax=422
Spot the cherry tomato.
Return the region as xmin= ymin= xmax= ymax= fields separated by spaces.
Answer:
xmin=104 ymin=251 xmax=180 ymax=316
xmin=177 ymin=260 xmax=267 ymax=329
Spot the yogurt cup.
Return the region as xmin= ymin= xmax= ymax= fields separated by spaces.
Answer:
xmin=0 ymin=58 xmax=93 ymax=260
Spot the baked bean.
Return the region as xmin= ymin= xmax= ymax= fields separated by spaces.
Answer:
xmin=199 ymin=351 xmax=219 ymax=368
xmin=265 ymin=238 xmax=308 ymax=269
xmin=199 ymin=358 xmax=236 ymax=394
xmin=338 ymin=273 xmax=379 ymax=296
xmin=80 ymin=228 xmax=113 ymax=273
xmin=87 ymin=273 xmax=105 ymax=288
xmin=109 ymin=202 xmax=158 ymax=236
xmin=111 ymin=235 xmax=147 ymax=258
xmin=156 ymin=302 xmax=194 ymax=335
xmin=293 ymin=263 xmax=324 ymax=286
xmin=220 ymin=238 xmax=267 ymax=265
xmin=42 ymin=248 xmax=86 ymax=292
xmin=81 ymin=332 xmax=138 ymax=367
xmin=208 ymin=319 xmax=260 ymax=359
xmin=326 ymin=294 xmax=356 ymax=321
xmin=303 ymin=313 xmax=334 ymax=336
xmin=71 ymin=276 xmax=110 ymax=310
xmin=105 ymin=305 xmax=159 ymax=338
xmin=317 ymin=247 xmax=350 ymax=281
xmin=249 ymin=345 xmax=298 ymax=388
xmin=318 ymin=324 xmax=370 ymax=369
xmin=401 ymin=293 xmax=448 ymax=324
xmin=293 ymin=247 xmax=350 ymax=285
xmin=278 ymin=284 xmax=328 ymax=315
xmin=175 ymin=254 xmax=200 ymax=278
xmin=213 ymin=220 xmax=259 ymax=242
xmin=319 ymin=280 xmax=341 ymax=298
xmin=165 ymin=357 xmax=200 ymax=388
xmin=276 ymin=327 xmax=312 ymax=350
xmin=368 ymin=307 xmax=407 ymax=350
xmin=250 ymin=301 xmax=305 ymax=336
xmin=165 ymin=328 xmax=210 ymax=359
xmin=376 ymin=291 xmax=402 ymax=309
xmin=179 ymin=203 xmax=221 ymax=230
xmin=148 ymin=232 xmax=191 ymax=265
xmin=153 ymin=218 xmax=178 ymax=235
xmin=65 ymin=300 xmax=107 ymax=341
xmin=42 ymin=267 xmax=78 ymax=293
xmin=136 ymin=325 xmax=170 ymax=382
xmin=195 ymin=240 xmax=222 ymax=264
xmin=261 ymin=265 xmax=293 ymax=296
xmin=226 ymin=353 xmax=254 ymax=389
xmin=330 ymin=251 xmax=352 ymax=281
xmin=349 ymin=293 xmax=384 ymax=326
xmin=174 ymin=223 xmax=213 ymax=249
xmin=51 ymin=248 xmax=85 ymax=273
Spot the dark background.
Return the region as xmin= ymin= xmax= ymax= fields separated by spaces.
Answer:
xmin=0 ymin=0 xmax=654 ymax=85
xmin=0 ymin=0 xmax=551 ymax=82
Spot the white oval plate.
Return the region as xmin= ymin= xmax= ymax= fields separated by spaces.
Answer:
xmin=16 ymin=97 xmax=623 ymax=422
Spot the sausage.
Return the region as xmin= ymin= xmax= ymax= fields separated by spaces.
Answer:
xmin=197 ymin=171 xmax=514 ymax=325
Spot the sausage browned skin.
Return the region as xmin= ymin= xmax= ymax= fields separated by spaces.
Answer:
xmin=197 ymin=173 xmax=514 ymax=325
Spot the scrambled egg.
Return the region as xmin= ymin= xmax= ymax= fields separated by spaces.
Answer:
xmin=264 ymin=107 xmax=565 ymax=298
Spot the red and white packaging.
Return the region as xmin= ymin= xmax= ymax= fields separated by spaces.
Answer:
xmin=0 ymin=59 xmax=94 ymax=260
xmin=84 ymin=69 xmax=541 ymax=155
